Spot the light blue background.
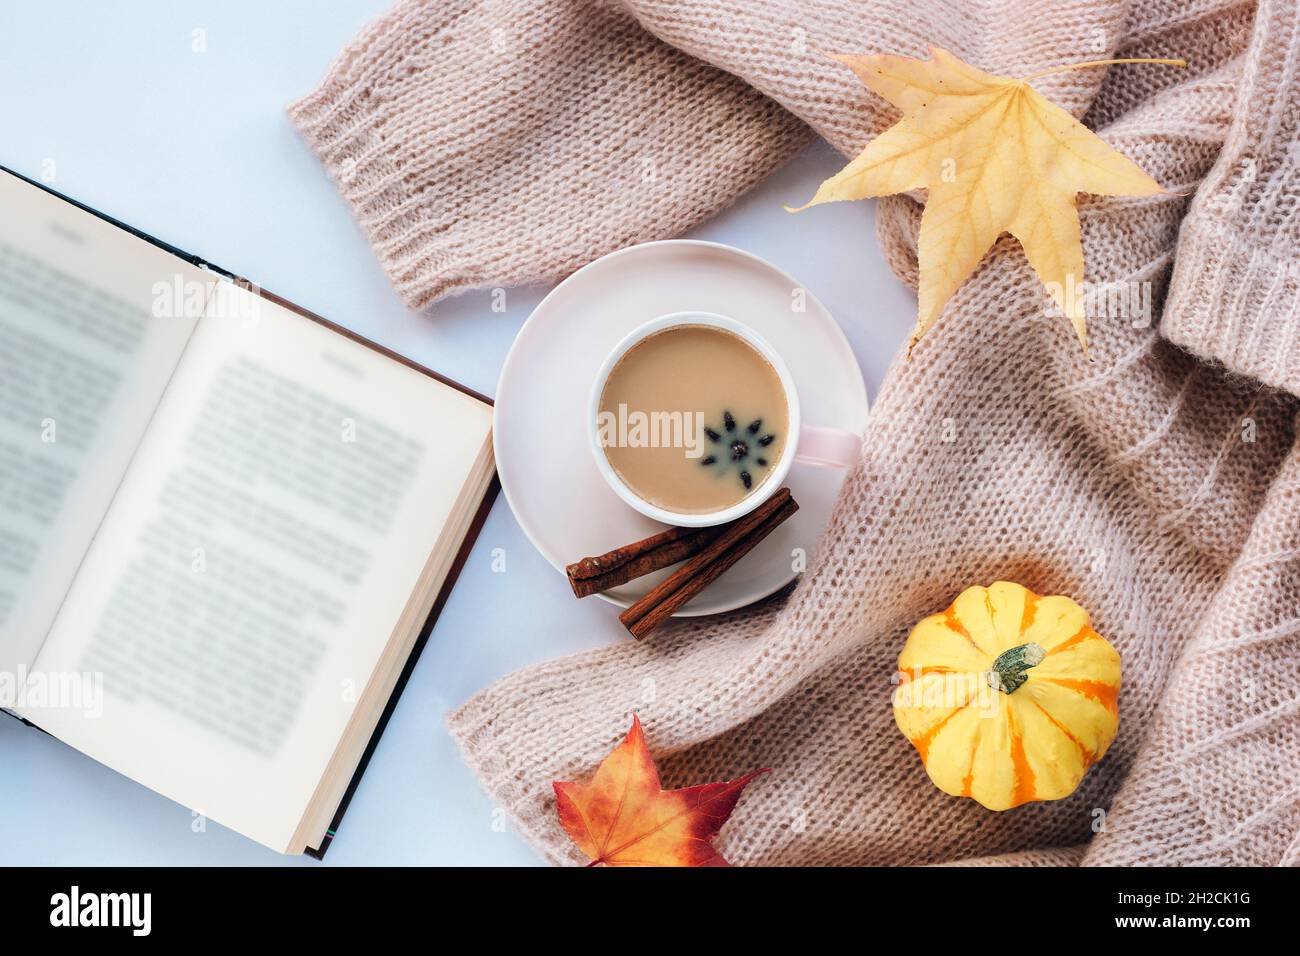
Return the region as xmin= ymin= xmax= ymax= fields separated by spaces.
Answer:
xmin=0 ymin=1 xmax=914 ymax=865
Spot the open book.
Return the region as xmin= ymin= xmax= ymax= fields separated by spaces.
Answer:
xmin=0 ymin=168 xmax=496 ymax=855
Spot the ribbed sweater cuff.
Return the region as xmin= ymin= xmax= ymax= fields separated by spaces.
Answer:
xmin=1162 ymin=213 xmax=1300 ymax=398
xmin=287 ymin=2 xmax=809 ymax=313
xmin=286 ymin=8 xmax=450 ymax=310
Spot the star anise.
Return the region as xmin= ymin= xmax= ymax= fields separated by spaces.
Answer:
xmin=700 ymin=410 xmax=777 ymax=490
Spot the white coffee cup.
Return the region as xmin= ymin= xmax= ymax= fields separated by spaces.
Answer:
xmin=588 ymin=311 xmax=861 ymax=527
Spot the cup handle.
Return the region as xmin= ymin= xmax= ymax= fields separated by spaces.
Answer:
xmin=794 ymin=424 xmax=861 ymax=469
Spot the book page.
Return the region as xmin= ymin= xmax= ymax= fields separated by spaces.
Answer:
xmin=0 ymin=172 xmax=205 ymax=680
xmin=28 ymin=281 xmax=492 ymax=852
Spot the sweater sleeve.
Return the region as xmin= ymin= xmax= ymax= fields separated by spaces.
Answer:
xmin=1161 ymin=0 xmax=1300 ymax=397
xmin=287 ymin=0 xmax=808 ymax=311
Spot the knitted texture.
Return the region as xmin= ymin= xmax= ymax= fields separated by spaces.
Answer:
xmin=292 ymin=0 xmax=1300 ymax=865
xmin=1161 ymin=0 xmax=1300 ymax=396
xmin=288 ymin=1 xmax=810 ymax=310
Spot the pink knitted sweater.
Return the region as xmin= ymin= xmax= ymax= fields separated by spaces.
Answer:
xmin=291 ymin=0 xmax=1300 ymax=865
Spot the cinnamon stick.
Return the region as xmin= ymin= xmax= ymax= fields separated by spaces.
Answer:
xmin=619 ymin=488 xmax=798 ymax=640
xmin=566 ymin=523 xmax=726 ymax=598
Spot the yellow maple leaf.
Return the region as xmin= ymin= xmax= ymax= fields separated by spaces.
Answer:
xmin=791 ymin=48 xmax=1184 ymax=355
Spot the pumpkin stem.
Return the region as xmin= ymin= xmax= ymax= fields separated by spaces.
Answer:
xmin=987 ymin=642 xmax=1046 ymax=694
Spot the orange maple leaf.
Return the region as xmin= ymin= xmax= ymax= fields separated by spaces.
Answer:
xmin=553 ymin=714 xmax=768 ymax=867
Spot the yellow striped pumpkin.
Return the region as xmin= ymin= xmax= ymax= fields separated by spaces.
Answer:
xmin=893 ymin=581 xmax=1121 ymax=811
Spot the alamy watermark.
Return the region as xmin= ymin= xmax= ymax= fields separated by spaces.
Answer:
xmin=151 ymin=274 xmax=262 ymax=327
xmin=50 ymin=886 xmax=151 ymax=936
xmin=1042 ymin=275 xmax=1154 ymax=328
xmin=596 ymin=404 xmax=706 ymax=458
xmin=1 ymin=666 xmax=103 ymax=718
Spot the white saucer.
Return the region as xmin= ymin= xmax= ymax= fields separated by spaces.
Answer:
xmin=493 ymin=240 xmax=869 ymax=616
